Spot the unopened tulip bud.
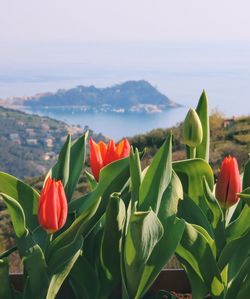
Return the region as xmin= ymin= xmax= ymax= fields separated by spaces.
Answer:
xmin=38 ymin=177 xmax=68 ymax=233
xmin=182 ymin=108 xmax=203 ymax=148
xmin=215 ymin=156 xmax=242 ymax=208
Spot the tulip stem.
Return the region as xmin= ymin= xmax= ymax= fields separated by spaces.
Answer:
xmin=0 ymin=246 xmax=17 ymax=259
xmin=44 ymin=233 xmax=53 ymax=253
xmin=187 ymin=146 xmax=196 ymax=159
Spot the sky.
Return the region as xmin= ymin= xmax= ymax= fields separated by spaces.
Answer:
xmin=0 ymin=0 xmax=250 ymax=117
xmin=1 ymin=0 xmax=250 ymax=42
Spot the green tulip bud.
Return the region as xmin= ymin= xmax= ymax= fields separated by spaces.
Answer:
xmin=182 ymin=108 xmax=203 ymax=148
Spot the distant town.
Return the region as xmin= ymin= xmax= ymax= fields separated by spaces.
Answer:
xmin=0 ymin=106 xmax=105 ymax=178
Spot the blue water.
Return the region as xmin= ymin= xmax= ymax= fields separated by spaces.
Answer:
xmin=0 ymin=41 xmax=250 ymax=139
xmin=21 ymin=106 xmax=187 ymax=140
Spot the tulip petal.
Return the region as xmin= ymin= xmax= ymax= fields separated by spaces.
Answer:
xmin=116 ymin=139 xmax=125 ymax=156
xmin=90 ymin=138 xmax=104 ymax=181
xmin=227 ymin=157 xmax=242 ymax=206
xmin=46 ymin=180 xmax=59 ymax=232
xmin=98 ymin=141 xmax=107 ymax=161
xmin=104 ymin=140 xmax=118 ymax=165
xmin=119 ymin=139 xmax=130 ymax=158
xmin=215 ymin=156 xmax=241 ymax=208
xmin=57 ymin=181 xmax=68 ymax=228
xmin=89 ymin=138 xmax=130 ymax=181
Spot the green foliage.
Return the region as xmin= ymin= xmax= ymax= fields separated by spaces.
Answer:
xmin=196 ymin=90 xmax=210 ymax=161
xmin=0 ymin=258 xmax=12 ymax=299
xmin=1 ymin=92 xmax=250 ymax=299
xmin=122 ymin=133 xmax=185 ymax=299
xmin=99 ymin=194 xmax=126 ymax=296
xmin=0 ymin=134 xmax=99 ymax=299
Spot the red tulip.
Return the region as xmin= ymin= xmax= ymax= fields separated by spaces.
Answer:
xmin=38 ymin=177 xmax=68 ymax=233
xmin=215 ymin=156 xmax=242 ymax=208
xmin=90 ymin=138 xmax=130 ymax=181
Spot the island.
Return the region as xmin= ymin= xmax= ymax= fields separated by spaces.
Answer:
xmin=6 ymin=80 xmax=180 ymax=113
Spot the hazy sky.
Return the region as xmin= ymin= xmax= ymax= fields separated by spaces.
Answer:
xmin=1 ymin=0 xmax=250 ymax=42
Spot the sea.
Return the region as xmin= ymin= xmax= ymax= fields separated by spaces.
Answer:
xmin=0 ymin=41 xmax=250 ymax=140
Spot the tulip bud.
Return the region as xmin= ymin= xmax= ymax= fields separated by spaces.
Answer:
xmin=215 ymin=156 xmax=242 ymax=208
xmin=182 ymin=108 xmax=203 ymax=148
xmin=38 ymin=177 xmax=68 ymax=233
xmin=90 ymin=138 xmax=130 ymax=181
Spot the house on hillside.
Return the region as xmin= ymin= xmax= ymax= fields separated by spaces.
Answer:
xmin=223 ymin=117 xmax=236 ymax=128
xmin=26 ymin=139 xmax=38 ymax=146
xmin=45 ymin=138 xmax=53 ymax=148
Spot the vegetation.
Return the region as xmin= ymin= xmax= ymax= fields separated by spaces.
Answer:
xmin=128 ymin=111 xmax=250 ymax=176
xmin=0 ymin=106 xmax=105 ymax=178
xmin=1 ymin=110 xmax=250 ymax=273
xmin=20 ymin=80 xmax=178 ymax=112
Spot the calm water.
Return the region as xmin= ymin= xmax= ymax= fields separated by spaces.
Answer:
xmin=21 ymin=106 xmax=187 ymax=140
xmin=1 ymin=41 xmax=250 ymax=138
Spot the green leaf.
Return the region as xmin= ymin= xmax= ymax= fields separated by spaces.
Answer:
xmin=176 ymin=223 xmax=224 ymax=297
xmin=238 ymin=187 xmax=250 ymax=198
xmin=47 ymin=191 xmax=101 ymax=259
xmin=139 ymin=133 xmax=172 ymax=214
xmin=136 ymin=216 xmax=185 ymax=299
xmin=99 ymin=194 xmax=126 ymax=298
xmin=1 ymin=193 xmax=28 ymax=238
xmin=202 ymin=178 xmax=225 ymax=255
xmin=225 ymin=256 xmax=250 ymax=299
xmin=46 ymin=236 xmax=83 ymax=299
xmin=218 ymin=229 xmax=250 ymax=283
xmin=48 ymin=234 xmax=83 ymax=277
xmin=195 ymin=90 xmax=210 ymax=161
xmin=101 ymin=194 xmax=126 ymax=276
xmin=122 ymin=169 xmax=185 ymax=299
xmin=68 ymin=156 xmax=130 ymax=245
xmin=158 ymin=171 xmax=183 ymax=220
xmin=98 ymin=157 xmax=130 ymax=197
xmin=173 ymin=158 xmax=214 ymax=210
xmin=65 ymin=132 xmax=88 ymax=201
xmin=243 ymin=156 xmax=250 ymax=189
xmin=236 ymin=270 xmax=250 ymax=299
xmin=203 ymin=178 xmax=223 ymax=230
xmin=85 ymin=170 xmax=98 ymax=191
xmin=123 ymin=209 xmax=163 ymax=298
xmin=70 ymin=157 xmax=130 ymax=216
xmin=13 ymin=229 xmax=48 ymax=299
xmin=0 ymin=258 xmax=12 ymax=299
xmin=69 ymin=255 xmax=100 ymax=299
xmin=192 ymin=224 xmax=216 ymax=258
xmin=129 ymin=147 xmax=142 ymax=206
xmin=22 ymin=244 xmax=49 ymax=299
xmin=82 ymin=214 xmax=105 ymax=267
xmin=226 ymin=204 xmax=250 ymax=242
xmin=178 ymin=256 xmax=208 ymax=299
xmin=0 ymin=172 xmax=39 ymax=232
xmin=177 ymin=195 xmax=214 ymax=238
xmin=51 ymin=134 xmax=71 ymax=187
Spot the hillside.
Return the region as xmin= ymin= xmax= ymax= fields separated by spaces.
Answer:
xmin=8 ymin=80 xmax=179 ymax=113
xmin=128 ymin=112 xmax=250 ymax=175
xmin=0 ymin=106 xmax=106 ymax=178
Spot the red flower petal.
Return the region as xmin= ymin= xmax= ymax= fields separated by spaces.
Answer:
xmin=90 ymin=138 xmax=104 ymax=181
